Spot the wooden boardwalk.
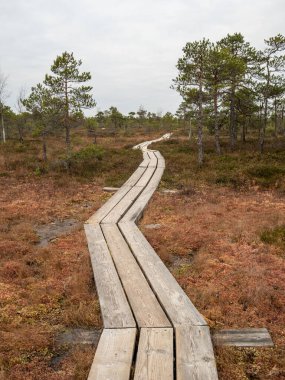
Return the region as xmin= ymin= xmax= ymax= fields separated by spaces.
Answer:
xmin=84 ymin=134 xmax=218 ymax=379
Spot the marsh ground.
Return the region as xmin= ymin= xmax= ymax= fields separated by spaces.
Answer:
xmin=0 ymin=130 xmax=285 ymax=379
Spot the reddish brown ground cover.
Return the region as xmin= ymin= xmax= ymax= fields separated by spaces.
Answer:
xmin=141 ymin=187 xmax=285 ymax=379
xmin=0 ymin=132 xmax=147 ymax=379
xmin=1 ymin=132 xmax=285 ymax=379
xmin=0 ymin=176 xmax=103 ymax=379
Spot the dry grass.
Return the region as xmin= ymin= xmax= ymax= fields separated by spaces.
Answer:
xmin=2 ymin=129 xmax=285 ymax=378
xmin=141 ymin=187 xmax=285 ymax=379
xmin=0 ymin=129 xmax=165 ymax=379
xmin=0 ymin=177 xmax=102 ymax=379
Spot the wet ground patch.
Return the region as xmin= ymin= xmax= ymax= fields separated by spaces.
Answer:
xmin=35 ymin=218 xmax=81 ymax=246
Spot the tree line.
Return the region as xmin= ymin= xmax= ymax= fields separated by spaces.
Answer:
xmin=173 ymin=33 xmax=285 ymax=164
xmin=1 ymin=33 xmax=285 ymax=166
xmin=0 ymin=52 xmax=176 ymax=161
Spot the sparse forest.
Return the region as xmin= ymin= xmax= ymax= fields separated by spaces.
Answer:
xmin=1 ymin=33 xmax=285 ymax=380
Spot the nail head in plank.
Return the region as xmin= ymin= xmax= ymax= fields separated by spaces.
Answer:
xmin=176 ymin=325 xmax=218 ymax=380
xmin=212 ymin=328 xmax=274 ymax=347
xmin=88 ymin=328 xmax=136 ymax=380
xmin=84 ymin=224 xmax=135 ymax=328
xmin=134 ymin=328 xmax=173 ymax=380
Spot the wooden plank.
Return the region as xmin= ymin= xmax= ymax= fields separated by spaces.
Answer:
xmin=122 ymin=167 xmax=165 ymax=223
xmin=147 ymin=152 xmax=157 ymax=167
xmin=140 ymin=166 xmax=164 ymax=192
xmin=135 ymin=165 xmax=157 ymax=188
xmin=84 ymin=224 xmax=136 ymax=328
xmin=176 ymin=325 xmax=218 ymax=380
xmin=133 ymin=141 xmax=150 ymax=150
xmin=101 ymin=165 xmax=158 ymax=224
xmin=118 ymin=222 xmax=206 ymax=326
xmin=122 ymin=166 xmax=147 ymax=187
xmin=134 ymin=328 xmax=173 ymax=380
xmin=212 ymin=328 xmax=274 ymax=347
xmin=102 ymin=224 xmax=171 ymax=328
xmin=154 ymin=151 xmax=165 ymax=168
xmin=103 ymin=187 xmax=120 ymax=192
xmin=101 ymin=186 xmax=143 ymax=224
xmin=88 ymin=328 xmax=136 ymax=380
xmin=139 ymin=156 xmax=150 ymax=168
xmin=86 ymin=185 xmax=132 ymax=225
xmin=120 ymin=199 xmax=146 ymax=223
xmin=143 ymin=151 xmax=150 ymax=159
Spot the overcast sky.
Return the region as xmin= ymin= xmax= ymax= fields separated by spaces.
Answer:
xmin=0 ymin=0 xmax=284 ymax=115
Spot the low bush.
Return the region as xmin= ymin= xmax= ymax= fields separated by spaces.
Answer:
xmin=260 ymin=225 xmax=285 ymax=249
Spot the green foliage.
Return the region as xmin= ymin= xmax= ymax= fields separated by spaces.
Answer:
xmin=44 ymin=51 xmax=96 ymax=116
xmin=247 ymin=165 xmax=285 ymax=179
xmin=71 ymin=145 xmax=104 ymax=162
xmin=153 ymin=137 xmax=285 ymax=190
xmin=260 ymin=225 xmax=285 ymax=249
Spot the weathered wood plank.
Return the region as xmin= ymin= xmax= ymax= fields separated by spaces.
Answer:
xmin=118 ymin=222 xmax=206 ymax=326
xmin=134 ymin=328 xmax=173 ymax=380
xmin=176 ymin=325 xmax=218 ymax=380
xmin=84 ymin=224 xmax=135 ymax=328
xmin=213 ymin=328 xmax=274 ymax=347
xmin=101 ymin=165 xmax=157 ymax=224
xmin=140 ymin=166 xmax=164 ymax=194
xmin=147 ymin=151 xmax=157 ymax=168
xmin=139 ymin=158 xmax=151 ymax=168
xmin=86 ymin=185 xmax=132 ymax=225
xmin=133 ymin=141 xmax=150 ymax=150
xmin=102 ymin=224 xmax=171 ymax=328
xmin=135 ymin=165 xmax=157 ymax=187
xmin=88 ymin=328 xmax=136 ymax=380
xmin=103 ymin=187 xmax=120 ymax=192
xmin=122 ymin=166 xmax=147 ymax=187
xmin=154 ymin=151 xmax=165 ymax=168
xmin=101 ymin=186 xmax=143 ymax=224
xmin=139 ymin=152 xmax=151 ymax=167
xmin=122 ymin=167 xmax=165 ymax=223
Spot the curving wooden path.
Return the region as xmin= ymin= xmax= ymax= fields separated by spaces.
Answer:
xmin=84 ymin=134 xmax=218 ymax=380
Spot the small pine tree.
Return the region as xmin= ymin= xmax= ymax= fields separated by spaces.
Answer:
xmin=44 ymin=52 xmax=96 ymax=153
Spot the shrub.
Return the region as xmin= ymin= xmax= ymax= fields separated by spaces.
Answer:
xmin=260 ymin=225 xmax=285 ymax=249
xmin=247 ymin=165 xmax=285 ymax=179
xmin=71 ymin=145 xmax=104 ymax=162
xmin=59 ymin=145 xmax=105 ymax=177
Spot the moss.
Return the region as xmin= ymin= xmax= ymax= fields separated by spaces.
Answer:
xmin=260 ymin=225 xmax=285 ymax=249
xmin=153 ymin=137 xmax=285 ymax=190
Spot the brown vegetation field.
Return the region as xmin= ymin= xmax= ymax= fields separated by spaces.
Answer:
xmin=145 ymin=136 xmax=285 ymax=379
xmin=1 ymin=130 xmax=285 ymax=379
xmin=0 ymin=130 xmax=147 ymax=379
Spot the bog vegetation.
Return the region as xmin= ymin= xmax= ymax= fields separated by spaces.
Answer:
xmin=0 ymin=33 xmax=285 ymax=380
xmin=0 ymin=32 xmax=285 ymax=169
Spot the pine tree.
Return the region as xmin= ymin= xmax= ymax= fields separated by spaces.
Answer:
xmin=44 ymin=52 xmax=96 ymax=152
xmin=257 ymin=34 xmax=285 ymax=152
xmin=173 ymin=38 xmax=211 ymax=165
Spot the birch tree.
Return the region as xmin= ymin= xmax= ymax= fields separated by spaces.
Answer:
xmin=0 ymin=71 xmax=9 ymax=143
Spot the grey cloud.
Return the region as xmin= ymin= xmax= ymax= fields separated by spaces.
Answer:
xmin=0 ymin=0 xmax=284 ymax=114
